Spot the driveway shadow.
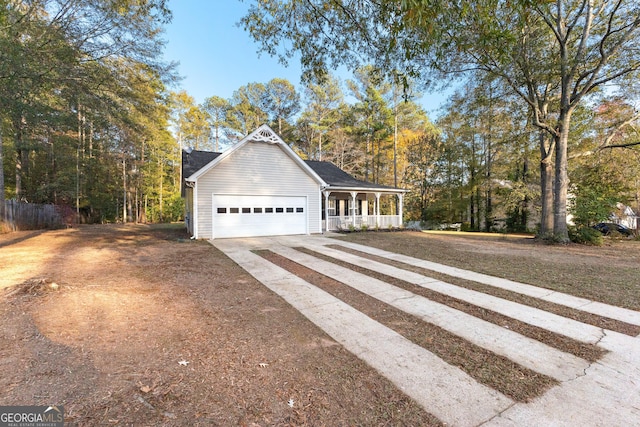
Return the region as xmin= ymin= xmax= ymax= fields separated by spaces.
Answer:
xmin=0 ymin=230 xmax=47 ymax=249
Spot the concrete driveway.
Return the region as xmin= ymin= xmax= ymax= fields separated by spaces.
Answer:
xmin=213 ymin=235 xmax=640 ymax=427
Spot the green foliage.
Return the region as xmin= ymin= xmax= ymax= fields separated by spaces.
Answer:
xmin=0 ymin=0 xmax=178 ymax=224
xmin=241 ymin=0 xmax=640 ymax=244
xmin=568 ymin=226 xmax=604 ymax=246
xmin=569 ymin=162 xmax=628 ymax=227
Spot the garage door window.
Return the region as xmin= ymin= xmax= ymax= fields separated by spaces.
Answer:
xmin=217 ymin=206 xmax=306 ymax=214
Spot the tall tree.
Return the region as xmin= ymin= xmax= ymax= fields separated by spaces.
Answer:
xmin=202 ymin=95 xmax=231 ymax=152
xmin=297 ymin=76 xmax=344 ymax=160
xmin=228 ymin=82 xmax=268 ymax=138
xmin=0 ymin=0 xmax=177 ymax=225
xmin=263 ymin=78 xmax=300 ymax=136
xmin=347 ymin=66 xmax=393 ymax=183
xmin=242 ymin=0 xmax=640 ymax=241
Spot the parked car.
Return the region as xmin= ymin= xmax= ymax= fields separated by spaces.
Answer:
xmin=592 ymin=222 xmax=634 ymax=236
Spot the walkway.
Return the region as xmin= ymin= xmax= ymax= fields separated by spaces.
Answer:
xmin=213 ymin=235 xmax=640 ymax=427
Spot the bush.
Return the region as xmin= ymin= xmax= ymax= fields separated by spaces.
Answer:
xmin=460 ymin=222 xmax=472 ymax=232
xmin=569 ymin=226 xmax=603 ymax=246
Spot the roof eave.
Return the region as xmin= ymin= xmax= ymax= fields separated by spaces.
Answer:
xmin=324 ymin=185 xmax=408 ymax=193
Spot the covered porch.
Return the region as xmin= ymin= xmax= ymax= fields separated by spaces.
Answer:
xmin=322 ymin=189 xmax=406 ymax=232
xmin=303 ymin=160 xmax=407 ymax=233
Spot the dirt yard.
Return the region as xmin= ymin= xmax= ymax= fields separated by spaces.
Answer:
xmin=0 ymin=225 xmax=638 ymax=426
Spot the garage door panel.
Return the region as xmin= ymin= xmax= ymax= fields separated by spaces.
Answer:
xmin=213 ymin=195 xmax=307 ymax=239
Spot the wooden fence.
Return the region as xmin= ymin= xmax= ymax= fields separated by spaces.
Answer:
xmin=2 ymin=200 xmax=65 ymax=231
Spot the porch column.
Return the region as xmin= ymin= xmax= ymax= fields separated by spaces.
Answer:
xmin=375 ymin=192 xmax=381 ymax=228
xmin=398 ymin=193 xmax=404 ymax=228
xmin=323 ymin=190 xmax=330 ymax=232
xmin=350 ymin=191 xmax=358 ymax=226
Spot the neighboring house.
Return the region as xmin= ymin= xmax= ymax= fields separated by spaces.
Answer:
xmin=611 ymin=202 xmax=638 ymax=230
xmin=182 ymin=125 xmax=406 ymax=239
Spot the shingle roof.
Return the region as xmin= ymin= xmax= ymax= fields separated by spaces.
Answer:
xmin=181 ymin=149 xmax=403 ymax=194
xmin=304 ymin=160 xmax=401 ymax=191
xmin=183 ymin=150 xmax=221 ymax=179
xmin=181 ymin=149 xmax=221 ymax=195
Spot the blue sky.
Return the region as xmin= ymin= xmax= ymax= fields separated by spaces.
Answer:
xmin=162 ymin=1 xmax=449 ymax=117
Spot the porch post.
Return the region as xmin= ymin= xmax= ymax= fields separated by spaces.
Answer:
xmin=362 ymin=195 xmax=368 ymax=226
xmin=398 ymin=193 xmax=404 ymax=228
xmin=350 ymin=191 xmax=358 ymax=226
xmin=375 ymin=192 xmax=381 ymax=228
xmin=323 ymin=190 xmax=330 ymax=232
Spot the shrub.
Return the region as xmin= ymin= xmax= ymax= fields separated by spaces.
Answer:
xmin=569 ymin=226 xmax=603 ymax=246
xmin=538 ymin=232 xmax=566 ymax=244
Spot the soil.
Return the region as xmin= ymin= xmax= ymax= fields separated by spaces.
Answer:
xmin=0 ymin=224 xmax=437 ymax=426
xmin=1 ymin=225 xmax=638 ymax=426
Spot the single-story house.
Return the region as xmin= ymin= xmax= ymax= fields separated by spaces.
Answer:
xmin=182 ymin=124 xmax=407 ymax=239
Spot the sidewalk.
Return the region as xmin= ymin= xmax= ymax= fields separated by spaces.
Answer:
xmin=213 ymin=235 xmax=640 ymax=427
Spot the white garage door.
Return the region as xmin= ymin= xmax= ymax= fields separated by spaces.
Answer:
xmin=213 ymin=195 xmax=307 ymax=239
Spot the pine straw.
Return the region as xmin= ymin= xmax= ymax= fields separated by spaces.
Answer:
xmin=325 ymin=242 xmax=640 ymax=337
xmin=257 ymin=250 xmax=559 ymax=402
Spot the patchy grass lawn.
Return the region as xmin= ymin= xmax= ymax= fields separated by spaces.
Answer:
xmin=337 ymin=230 xmax=640 ymax=310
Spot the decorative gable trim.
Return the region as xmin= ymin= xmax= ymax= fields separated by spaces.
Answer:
xmin=184 ymin=124 xmax=327 ymax=186
xmin=248 ymin=125 xmax=282 ymax=144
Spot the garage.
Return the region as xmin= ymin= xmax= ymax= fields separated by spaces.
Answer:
xmin=213 ymin=194 xmax=307 ymax=239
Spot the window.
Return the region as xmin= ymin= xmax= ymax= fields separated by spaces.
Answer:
xmin=276 ymin=207 xmax=284 ymax=213
xmin=242 ymin=207 xmax=251 ymax=213
xmin=265 ymin=207 xmax=274 ymax=213
xmin=217 ymin=208 xmax=227 ymax=214
xmin=254 ymin=207 xmax=262 ymax=213
xmin=296 ymin=207 xmax=304 ymax=213
xmin=328 ymin=198 xmax=336 ymax=216
xmin=286 ymin=207 xmax=294 ymax=213
xmin=230 ymin=208 xmax=239 ymax=214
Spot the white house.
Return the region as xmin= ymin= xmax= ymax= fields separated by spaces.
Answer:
xmin=612 ymin=202 xmax=638 ymax=230
xmin=182 ymin=125 xmax=406 ymax=239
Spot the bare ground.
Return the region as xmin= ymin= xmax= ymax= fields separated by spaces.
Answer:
xmin=0 ymin=225 xmax=638 ymax=426
xmin=0 ymin=225 xmax=435 ymax=426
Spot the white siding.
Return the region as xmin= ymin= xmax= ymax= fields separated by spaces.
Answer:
xmin=195 ymin=141 xmax=321 ymax=239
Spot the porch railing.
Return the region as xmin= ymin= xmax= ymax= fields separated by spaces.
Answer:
xmin=325 ymin=215 xmax=401 ymax=231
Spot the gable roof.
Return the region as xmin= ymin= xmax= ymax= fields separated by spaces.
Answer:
xmin=181 ymin=149 xmax=221 ymax=195
xmin=184 ymin=124 xmax=325 ymax=185
xmin=182 ymin=149 xmax=221 ymax=179
xmin=180 ymin=125 xmax=406 ymax=194
xmin=305 ymin=160 xmax=406 ymax=193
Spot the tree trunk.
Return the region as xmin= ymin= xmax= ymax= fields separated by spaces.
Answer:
xmin=539 ymin=131 xmax=554 ymax=235
xmin=553 ymin=114 xmax=571 ymax=242
xmin=0 ymin=130 xmax=4 ymax=221
xmin=122 ymin=155 xmax=127 ymax=223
